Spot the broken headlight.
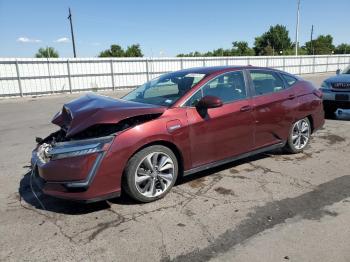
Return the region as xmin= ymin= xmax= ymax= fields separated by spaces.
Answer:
xmin=48 ymin=136 xmax=114 ymax=160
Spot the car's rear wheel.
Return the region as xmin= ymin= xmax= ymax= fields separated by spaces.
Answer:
xmin=123 ymin=145 xmax=178 ymax=202
xmin=284 ymin=118 xmax=311 ymax=154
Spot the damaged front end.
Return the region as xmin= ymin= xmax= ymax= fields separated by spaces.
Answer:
xmin=32 ymin=134 xmax=114 ymax=191
xmin=30 ymin=93 xmax=165 ymax=201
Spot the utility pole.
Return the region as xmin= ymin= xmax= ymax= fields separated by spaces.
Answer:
xmin=68 ymin=8 xmax=77 ymax=58
xmin=295 ymin=0 xmax=301 ymax=56
xmin=310 ymin=25 xmax=314 ymax=55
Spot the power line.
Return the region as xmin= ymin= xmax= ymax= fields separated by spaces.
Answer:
xmin=68 ymin=8 xmax=77 ymax=58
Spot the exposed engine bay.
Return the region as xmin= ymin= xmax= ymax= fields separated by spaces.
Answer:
xmin=35 ymin=114 xmax=161 ymax=163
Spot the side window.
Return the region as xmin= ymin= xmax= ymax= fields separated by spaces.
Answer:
xmin=281 ymin=74 xmax=298 ymax=87
xmin=250 ymin=71 xmax=285 ymax=95
xmin=185 ymin=71 xmax=247 ymax=106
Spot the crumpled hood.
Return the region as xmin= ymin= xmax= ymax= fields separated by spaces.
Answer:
xmin=52 ymin=93 xmax=166 ymax=137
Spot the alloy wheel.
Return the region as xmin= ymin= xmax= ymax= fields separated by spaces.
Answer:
xmin=134 ymin=152 xmax=175 ymax=198
xmin=292 ymin=119 xmax=310 ymax=150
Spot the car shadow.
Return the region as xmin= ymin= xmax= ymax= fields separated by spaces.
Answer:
xmin=18 ymin=149 xmax=287 ymax=215
xmin=19 ymin=172 xmax=111 ymax=215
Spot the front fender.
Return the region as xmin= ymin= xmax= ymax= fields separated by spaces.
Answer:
xmin=98 ymin=113 xmax=191 ymax=193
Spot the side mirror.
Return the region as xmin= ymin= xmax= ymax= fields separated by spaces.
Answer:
xmin=336 ymin=69 xmax=341 ymax=75
xmin=196 ymin=95 xmax=223 ymax=109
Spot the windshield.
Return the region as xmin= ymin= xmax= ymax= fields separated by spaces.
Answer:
xmin=122 ymin=71 xmax=206 ymax=106
xmin=342 ymin=65 xmax=350 ymax=74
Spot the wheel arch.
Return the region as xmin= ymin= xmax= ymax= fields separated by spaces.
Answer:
xmin=306 ymin=115 xmax=314 ymax=133
xmin=122 ymin=140 xmax=185 ymax=182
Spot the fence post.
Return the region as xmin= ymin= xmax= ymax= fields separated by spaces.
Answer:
xmin=180 ymin=58 xmax=184 ymax=69
xmin=47 ymin=58 xmax=53 ymax=94
xmin=110 ymin=59 xmax=115 ymax=91
xmin=15 ymin=59 xmax=23 ymax=97
xmin=266 ymin=57 xmax=269 ymax=67
xmin=226 ymin=58 xmax=229 ymax=66
xmin=203 ymin=58 xmax=206 ymax=67
xmin=337 ymin=55 xmax=340 ymax=70
xmin=326 ymin=56 xmax=329 ymax=73
xmin=312 ymin=55 xmax=316 ymax=73
xmin=247 ymin=57 xmax=250 ymax=66
xmin=299 ymin=56 xmax=302 ymax=75
xmin=67 ymin=59 xmax=72 ymax=93
xmin=146 ymin=58 xmax=150 ymax=82
xmin=283 ymin=56 xmax=286 ymax=71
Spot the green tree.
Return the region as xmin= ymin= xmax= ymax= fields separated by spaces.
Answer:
xmin=304 ymin=35 xmax=335 ymax=55
xmin=99 ymin=44 xmax=125 ymax=57
xmin=176 ymin=41 xmax=254 ymax=57
xmin=98 ymin=44 xmax=144 ymax=57
xmin=335 ymin=43 xmax=350 ymax=54
xmin=177 ymin=51 xmax=203 ymax=57
xmin=35 ymin=47 xmax=59 ymax=58
xmin=254 ymin=25 xmax=292 ymax=55
xmin=283 ymin=46 xmax=307 ymax=55
xmin=232 ymin=41 xmax=254 ymax=56
xmin=125 ymin=44 xmax=143 ymax=57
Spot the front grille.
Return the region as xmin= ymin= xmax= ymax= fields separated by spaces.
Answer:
xmin=331 ymin=82 xmax=350 ymax=89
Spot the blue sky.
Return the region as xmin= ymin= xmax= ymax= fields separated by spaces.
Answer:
xmin=0 ymin=0 xmax=349 ymax=57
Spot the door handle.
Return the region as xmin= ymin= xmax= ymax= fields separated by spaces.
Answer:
xmin=240 ymin=105 xmax=252 ymax=112
xmin=288 ymin=94 xmax=296 ymax=100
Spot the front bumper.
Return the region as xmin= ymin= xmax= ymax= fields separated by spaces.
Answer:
xmin=30 ymin=137 xmax=121 ymax=202
xmin=321 ymin=88 xmax=350 ymax=109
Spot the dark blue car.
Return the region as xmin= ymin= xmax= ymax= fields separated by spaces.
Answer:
xmin=321 ymin=66 xmax=350 ymax=117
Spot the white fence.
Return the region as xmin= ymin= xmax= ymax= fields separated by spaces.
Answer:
xmin=1 ymin=55 xmax=350 ymax=97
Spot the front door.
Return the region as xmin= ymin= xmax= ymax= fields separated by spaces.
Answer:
xmin=184 ymin=70 xmax=254 ymax=168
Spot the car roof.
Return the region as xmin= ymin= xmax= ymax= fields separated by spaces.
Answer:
xmin=176 ymin=66 xmax=285 ymax=76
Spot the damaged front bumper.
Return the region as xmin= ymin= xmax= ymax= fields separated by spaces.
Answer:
xmin=31 ymin=135 xmax=120 ymax=202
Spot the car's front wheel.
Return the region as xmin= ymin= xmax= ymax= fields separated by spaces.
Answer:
xmin=284 ymin=118 xmax=311 ymax=154
xmin=123 ymin=145 xmax=178 ymax=202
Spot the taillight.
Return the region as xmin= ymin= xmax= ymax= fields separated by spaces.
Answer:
xmin=313 ymin=89 xmax=323 ymax=99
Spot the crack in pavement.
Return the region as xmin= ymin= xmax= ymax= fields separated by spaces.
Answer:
xmin=169 ymin=175 xmax=350 ymax=262
xmin=18 ymin=198 xmax=78 ymax=244
xmin=181 ymin=174 xmax=223 ymax=209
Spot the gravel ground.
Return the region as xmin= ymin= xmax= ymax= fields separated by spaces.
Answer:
xmin=1 ymin=72 xmax=350 ymax=262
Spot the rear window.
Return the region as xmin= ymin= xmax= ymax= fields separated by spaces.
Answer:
xmin=281 ymin=74 xmax=298 ymax=87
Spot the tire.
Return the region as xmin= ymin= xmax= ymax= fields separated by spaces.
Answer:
xmin=123 ymin=145 xmax=178 ymax=203
xmin=283 ymin=117 xmax=311 ymax=154
xmin=324 ymin=105 xmax=337 ymax=119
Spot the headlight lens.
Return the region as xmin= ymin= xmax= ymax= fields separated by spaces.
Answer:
xmin=48 ymin=136 xmax=113 ymax=160
xmin=321 ymin=81 xmax=331 ymax=89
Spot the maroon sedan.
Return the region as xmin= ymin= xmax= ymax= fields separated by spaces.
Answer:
xmin=31 ymin=66 xmax=324 ymax=203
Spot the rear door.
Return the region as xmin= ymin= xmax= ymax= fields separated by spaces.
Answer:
xmin=184 ymin=70 xmax=254 ymax=168
xmin=248 ymin=70 xmax=296 ymax=149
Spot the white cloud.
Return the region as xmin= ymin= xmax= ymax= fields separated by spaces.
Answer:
xmin=17 ymin=37 xmax=41 ymax=43
xmin=55 ymin=37 xmax=70 ymax=43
